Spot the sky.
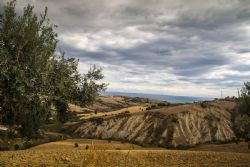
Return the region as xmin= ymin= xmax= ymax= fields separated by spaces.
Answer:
xmin=1 ymin=0 xmax=250 ymax=97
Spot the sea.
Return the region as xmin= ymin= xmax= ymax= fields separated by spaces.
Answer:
xmin=104 ymin=91 xmax=214 ymax=103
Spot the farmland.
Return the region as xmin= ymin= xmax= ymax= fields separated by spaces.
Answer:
xmin=0 ymin=139 xmax=249 ymax=167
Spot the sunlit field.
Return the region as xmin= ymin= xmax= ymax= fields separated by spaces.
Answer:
xmin=0 ymin=139 xmax=249 ymax=167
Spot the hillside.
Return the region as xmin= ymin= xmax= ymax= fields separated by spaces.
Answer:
xmin=0 ymin=97 xmax=249 ymax=167
xmin=69 ymin=97 xmax=237 ymax=148
xmin=0 ymin=139 xmax=249 ymax=167
xmin=69 ymin=96 xmax=168 ymax=113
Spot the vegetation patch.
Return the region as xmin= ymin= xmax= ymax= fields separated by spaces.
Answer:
xmin=200 ymin=101 xmax=211 ymax=108
xmin=89 ymin=117 xmax=104 ymax=125
xmin=0 ymin=0 xmax=107 ymax=138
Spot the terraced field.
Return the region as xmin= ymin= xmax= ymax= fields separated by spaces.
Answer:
xmin=0 ymin=139 xmax=249 ymax=167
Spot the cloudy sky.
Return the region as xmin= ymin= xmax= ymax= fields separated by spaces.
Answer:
xmin=2 ymin=0 xmax=250 ymax=97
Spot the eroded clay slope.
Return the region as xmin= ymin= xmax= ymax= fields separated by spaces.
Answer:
xmin=73 ymin=101 xmax=236 ymax=147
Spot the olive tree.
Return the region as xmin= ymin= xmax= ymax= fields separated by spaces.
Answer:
xmin=0 ymin=1 xmax=107 ymax=137
xmin=234 ymin=82 xmax=250 ymax=141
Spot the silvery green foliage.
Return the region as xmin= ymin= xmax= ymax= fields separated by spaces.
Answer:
xmin=234 ymin=82 xmax=250 ymax=140
xmin=0 ymin=1 xmax=106 ymax=136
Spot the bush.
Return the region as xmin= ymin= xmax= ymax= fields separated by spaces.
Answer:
xmin=175 ymin=145 xmax=191 ymax=150
xmin=234 ymin=82 xmax=250 ymax=141
xmin=171 ymin=115 xmax=178 ymax=123
xmin=232 ymin=137 xmax=239 ymax=144
xmin=74 ymin=143 xmax=79 ymax=148
xmin=116 ymin=112 xmax=131 ymax=118
xmin=151 ymin=105 xmax=157 ymax=109
xmin=22 ymin=141 xmax=33 ymax=149
xmin=14 ymin=144 xmax=19 ymax=150
xmin=44 ymin=122 xmax=63 ymax=133
xmin=146 ymin=105 xmax=159 ymax=110
xmin=89 ymin=117 xmax=104 ymax=125
xmin=233 ymin=114 xmax=250 ymax=139
xmin=0 ymin=139 xmax=9 ymax=151
xmin=157 ymin=103 xmax=168 ymax=107
xmin=200 ymin=102 xmax=210 ymax=108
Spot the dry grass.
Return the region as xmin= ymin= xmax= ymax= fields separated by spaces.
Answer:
xmin=0 ymin=139 xmax=249 ymax=167
xmin=78 ymin=106 xmax=147 ymax=119
xmin=209 ymin=100 xmax=236 ymax=111
xmin=97 ymin=96 xmax=125 ymax=104
xmin=152 ymin=104 xmax=201 ymax=115
xmin=0 ymin=149 xmax=249 ymax=167
xmin=69 ymin=104 xmax=94 ymax=113
xmin=68 ymin=95 xmax=128 ymax=113
xmin=189 ymin=142 xmax=250 ymax=153
xmin=30 ymin=139 xmax=148 ymax=151
xmin=151 ymin=100 xmax=236 ymax=116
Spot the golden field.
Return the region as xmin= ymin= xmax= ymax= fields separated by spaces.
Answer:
xmin=0 ymin=139 xmax=249 ymax=167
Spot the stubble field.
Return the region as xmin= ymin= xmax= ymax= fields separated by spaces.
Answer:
xmin=0 ymin=139 xmax=249 ymax=167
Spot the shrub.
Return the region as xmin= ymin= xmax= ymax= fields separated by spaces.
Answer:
xmin=171 ymin=115 xmax=178 ymax=123
xmin=48 ymin=135 xmax=64 ymax=142
xmin=233 ymin=114 xmax=250 ymax=139
xmin=146 ymin=105 xmax=159 ymax=110
xmin=22 ymin=141 xmax=33 ymax=149
xmin=89 ymin=117 xmax=104 ymax=125
xmin=124 ymin=110 xmax=130 ymax=114
xmin=234 ymin=82 xmax=250 ymax=141
xmin=14 ymin=144 xmax=19 ymax=150
xmin=151 ymin=105 xmax=157 ymax=109
xmin=200 ymin=102 xmax=210 ymax=108
xmin=0 ymin=139 xmax=9 ymax=151
xmin=157 ymin=103 xmax=168 ymax=107
xmin=74 ymin=143 xmax=79 ymax=148
xmin=116 ymin=112 xmax=131 ymax=118
xmin=175 ymin=145 xmax=191 ymax=150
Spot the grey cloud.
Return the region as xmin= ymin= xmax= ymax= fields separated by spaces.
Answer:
xmin=179 ymin=73 xmax=250 ymax=88
xmin=231 ymin=64 xmax=250 ymax=71
xmin=1 ymin=0 xmax=250 ymax=96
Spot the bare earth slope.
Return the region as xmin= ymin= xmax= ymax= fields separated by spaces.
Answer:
xmin=73 ymin=99 xmax=236 ymax=147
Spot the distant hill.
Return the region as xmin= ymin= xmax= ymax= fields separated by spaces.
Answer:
xmin=104 ymin=91 xmax=214 ymax=103
xmin=69 ymin=96 xmax=237 ymax=148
